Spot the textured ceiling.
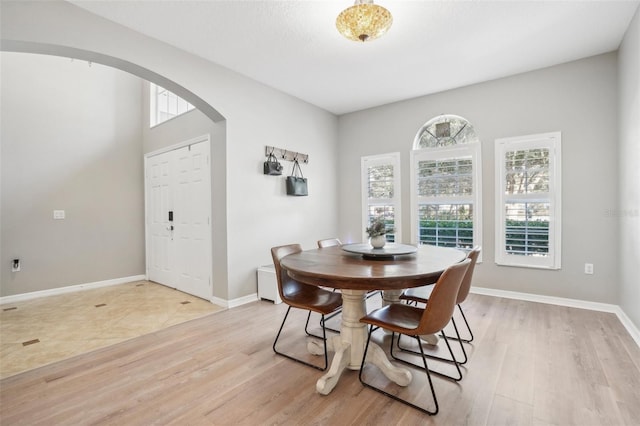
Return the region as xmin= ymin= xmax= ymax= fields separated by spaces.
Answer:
xmin=70 ymin=0 xmax=639 ymax=115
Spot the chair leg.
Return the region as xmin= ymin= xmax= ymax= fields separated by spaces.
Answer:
xmin=305 ymin=311 xmax=322 ymax=339
xmin=319 ymin=310 xmax=341 ymax=334
xmin=448 ymin=318 xmax=468 ymax=364
xmin=396 ymin=317 xmax=468 ymax=366
xmin=307 ymin=310 xmax=341 ymax=338
xmin=396 ymin=316 xmax=468 ymax=365
xmin=319 ymin=289 xmax=342 ymax=333
xmin=359 ymin=328 xmax=439 ymax=415
xmin=366 ymin=290 xmax=381 ymax=300
xmin=453 ymin=304 xmax=474 ymax=343
xmin=438 ymin=305 xmax=473 ymax=343
xmin=402 ymin=303 xmax=473 ymax=343
xmin=392 ymin=330 xmax=463 ymax=381
xmin=273 ymin=306 xmax=328 ymax=371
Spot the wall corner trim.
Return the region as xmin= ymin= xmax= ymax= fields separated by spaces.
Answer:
xmin=471 ymin=286 xmax=640 ymax=349
xmin=211 ymin=293 xmax=259 ymax=309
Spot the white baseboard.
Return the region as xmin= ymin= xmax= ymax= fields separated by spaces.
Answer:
xmin=0 ymin=275 xmax=147 ymax=305
xmin=610 ymin=306 xmax=640 ymax=350
xmin=471 ymin=286 xmax=640 ymax=349
xmin=211 ymin=293 xmax=259 ymax=309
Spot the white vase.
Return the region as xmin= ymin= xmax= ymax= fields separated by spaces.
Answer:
xmin=370 ymin=235 xmax=386 ymax=249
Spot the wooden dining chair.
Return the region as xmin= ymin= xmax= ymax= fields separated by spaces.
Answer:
xmin=315 ymin=238 xmax=344 ymax=332
xmin=358 ymin=259 xmax=471 ymax=415
xmin=398 ymin=247 xmax=481 ymax=365
xmin=271 ymin=244 xmax=343 ymax=371
xmin=317 ymin=238 xmax=342 ymax=248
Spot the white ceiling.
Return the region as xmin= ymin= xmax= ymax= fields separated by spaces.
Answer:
xmin=70 ymin=0 xmax=639 ymax=115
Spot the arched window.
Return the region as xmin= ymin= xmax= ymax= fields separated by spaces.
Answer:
xmin=414 ymin=114 xmax=479 ymax=149
xmin=410 ymin=115 xmax=482 ymax=250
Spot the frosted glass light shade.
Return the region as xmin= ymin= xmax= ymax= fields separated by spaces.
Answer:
xmin=336 ymin=0 xmax=393 ymax=42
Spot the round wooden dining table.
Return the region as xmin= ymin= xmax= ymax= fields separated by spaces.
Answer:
xmin=280 ymin=243 xmax=466 ymax=395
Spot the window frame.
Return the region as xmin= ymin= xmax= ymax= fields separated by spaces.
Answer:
xmin=361 ymin=152 xmax=402 ymax=243
xmin=494 ymin=131 xmax=562 ymax=269
xmin=149 ymin=82 xmax=195 ymax=128
xmin=410 ymin=143 xmax=482 ymax=251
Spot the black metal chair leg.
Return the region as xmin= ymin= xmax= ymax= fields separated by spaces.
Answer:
xmin=430 ymin=304 xmax=474 ymax=343
xmin=402 ymin=302 xmax=473 ymax=344
xmin=323 ymin=308 xmax=342 ymax=321
xmin=308 ymin=310 xmax=341 ymax=338
xmin=319 ymin=312 xmax=341 ymax=334
xmin=452 ymin=305 xmax=474 ymax=343
xmin=397 ymin=316 xmax=469 ymax=365
xmin=273 ymin=306 xmax=328 ymax=371
xmin=392 ymin=330 xmax=463 ymax=381
xmin=305 ymin=310 xmax=321 ymax=339
xmin=448 ymin=317 xmax=468 ymax=364
xmin=359 ymin=328 xmax=439 ymax=415
xmin=366 ymin=290 xmax=381 ymax=300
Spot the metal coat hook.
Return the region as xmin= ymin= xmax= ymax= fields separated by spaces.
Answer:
xmin=265 ymin=146 xmax=309 ymax=164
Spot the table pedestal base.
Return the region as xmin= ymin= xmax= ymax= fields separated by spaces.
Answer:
xmin=309 ymin=289 xmax=412 ymax=395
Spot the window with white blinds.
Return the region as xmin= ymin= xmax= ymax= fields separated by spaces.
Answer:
xmin=411 ymin=146 xmax=481 ymax=249
xmin=150 ymin=82 xmax=195 ymax=127
xmin=495 ymin=132 xmax=561 ymax=269
xmin=361 ymin=153 xmax=401 ymax=242
xmin=410 ymin=114 xmax=481 ymax=251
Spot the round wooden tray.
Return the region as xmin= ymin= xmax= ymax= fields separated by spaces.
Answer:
xmin=341 ymin=243 xmax=418 ymax=260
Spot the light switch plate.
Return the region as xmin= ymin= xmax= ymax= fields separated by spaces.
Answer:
xmin=53 ymin=210 xmax=65 ymax=219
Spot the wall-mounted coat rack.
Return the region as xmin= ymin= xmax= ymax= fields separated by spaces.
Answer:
xmin=265 ymin=146 xmax=309 ymax=164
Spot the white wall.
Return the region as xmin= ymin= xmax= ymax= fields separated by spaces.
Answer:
xmin=1 ymin=52 xmax=145 ymax=295
xmin=618 ymin=8 xmax=640 ymax=328
xmin=3 ymin=0 xmax=633 ymax=318
xmin=338 ymin=53 xmax=620 ymax=304
xmin=0 ymin=0 xmax=339 ymax=301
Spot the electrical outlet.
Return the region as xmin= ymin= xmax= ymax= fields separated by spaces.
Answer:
xmin=53 ymin=210 xmax=65 ymax=219
xmin=12 ymin=259 xmax=21 ymax=272
xmin=584 ymin=263 xmax=594 ymax=275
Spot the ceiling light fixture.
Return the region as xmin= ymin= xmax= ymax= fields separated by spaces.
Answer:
xmin=336 ymin=0 xmax=393 ymax=42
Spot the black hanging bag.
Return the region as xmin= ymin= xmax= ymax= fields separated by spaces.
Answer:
xmin=263 ymin=152 xmax=283 ymax=175
xmin=286 ymin=159 xmax=308 ymax=196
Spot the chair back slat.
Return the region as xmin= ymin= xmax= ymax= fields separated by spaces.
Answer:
xmin=417 ymin=259 xmax=470 ymax=335
xmin=317 ymin=238 xmax=341 ymax=248
xmin=271 ymin=244 xmax=305 ymax=302
xmin=456 ymin=246 xmax=481 ymax=304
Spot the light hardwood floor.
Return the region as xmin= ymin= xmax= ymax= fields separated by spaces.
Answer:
xmin=1 ymin=293 xmax=639 ymax=425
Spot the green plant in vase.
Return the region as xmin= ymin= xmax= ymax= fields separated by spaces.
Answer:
xmin=366 ymin=217 xmax=393 ymax=249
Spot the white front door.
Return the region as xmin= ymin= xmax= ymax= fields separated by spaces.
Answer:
xmin=147 ymin=151 xmax=174 ymax=285
xmin=145 ymin=137 xmax=212 ymax=300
